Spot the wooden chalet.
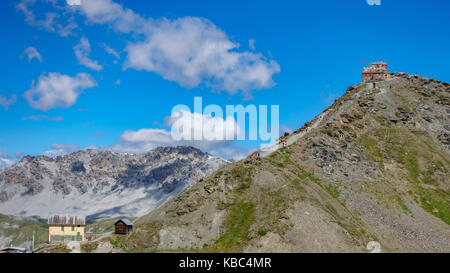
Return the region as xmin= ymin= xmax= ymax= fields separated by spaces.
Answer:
xmin=114 ymin=218 xmax=133 ymax=235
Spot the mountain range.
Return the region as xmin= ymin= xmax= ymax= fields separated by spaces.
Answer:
xmin=0 ymin=146 xmax=227 ymax=220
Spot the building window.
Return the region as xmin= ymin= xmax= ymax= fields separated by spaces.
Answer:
xmin=72 ymin=226 xmax=75 ymax=231
xmin=61 ymin=226 xmax=64 ymax=231
xmin=61 ymin=236 xmax=64 ymax=241
xmin=77 ymin=232 xmax=80 ymax=236
xmin=72 ymin=236 xmax=75 ymax=241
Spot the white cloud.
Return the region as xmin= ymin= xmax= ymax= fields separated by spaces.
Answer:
xmin=21 ymin=46 xmax=43 ymax=63
xmin=110 ymin=110 xmax=247 ymax=160
xmin=24 ymin=72 xmax=97 ymax=111
xmin=0 ymin=151 xmax=15 ymax=169
xmin=0 ymin=158 xmax=15 ymax=169
xmin=117 ymin=129 xmax=175 ymax=148
xmin=166 ymin=110 xmax=242 ymax=141
xmin=77 ymin=0 xmax=280 ymax=95
xmin=0 ymin=94 xmax=18 ymax=111
xmin=16 ymin=0 xmax=78 ymax=37
xmin=33 ymin=110 xmax=251 ymax=160
xmin=67 ymin=0 xmax=81 ymax=6
xmin=79 ymin=0 xmax=148 ymax=33
xmin=111 ymin=131 xmax=248 ymax=161
xmin=74 ymin=38 xmax=103 ymax=71
xmin=17 ymin=0 xmax=280 ymax=95
xmin=43 ymin=143 xmax=79 ymax=158
xmin=123 ymin=17 xmax=280 ymax=94
xmin=100 ymin=42 xmax=120 ymax=59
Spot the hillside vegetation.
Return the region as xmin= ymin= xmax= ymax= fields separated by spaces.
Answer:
xmin=0 ymin=214 xmax=48 ymax=248
xmin=85 ymin=74 xmax=449 ymax=253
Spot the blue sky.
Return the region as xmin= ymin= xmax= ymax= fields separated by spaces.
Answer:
xmin=0 ymin=0 xmax=449 ymax=165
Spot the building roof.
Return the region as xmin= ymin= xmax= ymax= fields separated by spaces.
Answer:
xmin=115 ymin=218 xmax=133 ymax=226
xmin=48 ymin=214 xmax=86 ymax=226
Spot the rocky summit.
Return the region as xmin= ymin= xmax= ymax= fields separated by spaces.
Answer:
xmin=0 ymin=146 xmax=228 ymax=219
xmin=92 ymin=74 xmax=449 ymax=253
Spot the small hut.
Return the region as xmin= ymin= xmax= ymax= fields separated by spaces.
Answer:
xmin=114 ymin=218 xmax=133 ymax=235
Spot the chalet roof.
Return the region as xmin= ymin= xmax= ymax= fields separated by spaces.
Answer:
xmin=48 ymin=214 xmax=86 ymax=226
xmin=115 ymin=218 xmax=133 ymax=226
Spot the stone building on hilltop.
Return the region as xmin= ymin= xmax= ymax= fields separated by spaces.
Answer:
xmin=362 ymin=62 xmax=390 ymax=83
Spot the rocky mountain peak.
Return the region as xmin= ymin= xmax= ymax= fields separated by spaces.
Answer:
xmin=0 ymin=146 xmax=228 ymax=220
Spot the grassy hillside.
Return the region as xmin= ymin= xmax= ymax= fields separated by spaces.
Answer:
xmin=0 ymin=214 xmax=48 ymax=248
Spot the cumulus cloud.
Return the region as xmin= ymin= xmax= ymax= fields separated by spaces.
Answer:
xmin=16 ymin=0 xmax=78 ymax=37
xmin=43 ymin=143 xmax=79 ymax=158
xmin=123 ymin=17 xmax=280 ymax=94
xmin=0 ymin=94 xmax=18 ymax=111
xmin=76 ymin=0 xmax=280 ymax=95
xmin=79 ymin=0 xmax=148 ymax=33
xmin=112 ymin=131 xmax=249 ymax=161
xmin=74 ymin=38 xmax=103 ymax=71
xmin=17 ymin=0 xmax=280 ymax=95
xmin=21 ymin=46 xmax=43 ymax=62
xmin=22 ymin=114 xmax=64 ymax=121
xmin=110 ymin=110 xmax=248 ymax=160
xmin=67 ymin=0 xmax=81 ymax=6
xmin=166 ymin=110 xmax=242 ymax=141
xmin=24 ymin=72 xmax=97 ymax=111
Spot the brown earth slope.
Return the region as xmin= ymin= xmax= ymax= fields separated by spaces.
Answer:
xmin=90 ymin=73 xmax=450 ymax=253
